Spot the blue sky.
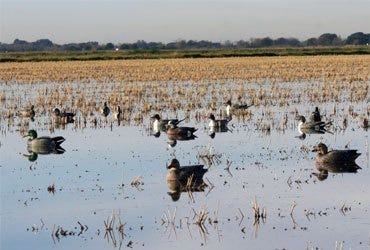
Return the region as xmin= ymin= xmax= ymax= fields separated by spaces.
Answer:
xmin=1 ymin=0 xmax=369 ymax=44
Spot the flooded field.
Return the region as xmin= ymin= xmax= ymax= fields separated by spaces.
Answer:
xmin=0 ymin=56 xmax=369 ymax=249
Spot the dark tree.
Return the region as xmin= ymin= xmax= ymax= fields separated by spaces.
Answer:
xmin=104 ymin=42 xmax=114 ymax=50
xmin=345 ymin=32 xmax=370 ymax=45
xmin=317 ymin=33 xmax=342 ymax=46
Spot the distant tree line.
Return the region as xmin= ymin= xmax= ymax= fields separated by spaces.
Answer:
xmin=0 ymin=32 xmax=368 ymax=52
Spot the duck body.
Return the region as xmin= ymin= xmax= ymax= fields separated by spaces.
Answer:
xmin=27 ymin=136 xmax=65 ymax=154
xmin=312 ymin=143 xmax=361 ymax=166
xmin=166 ymin=120 xmax=197 ymax=139
xmin=298 ymin=116 xmax=331 ymax=132
xmin=226 ymin=100 xmax=251 ymax=116
xmin=24 ymin=130 xmax=65 ymax=155
xmin=167 ymin=126 xmax=197 ymax=139
xmin=166 ymin=159 xmax=208 ymax=183
xmin=151 ymin=114 xmax=185 ymax=132
xmin=100 ymin=102 xmax=110 ymax=117
xmin=19 ymin=105 xmax=35 ymax=118
xmin=53 ymin=108 xmax=75 ymax=124
xmin=113 ymin=106 xmax=122 ymax=120
xmin=208 ymin=114 xmax=229 ymax=128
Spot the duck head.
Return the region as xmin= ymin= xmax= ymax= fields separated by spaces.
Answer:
xmin=167 ymin=158 xmax=180 ymax=169
xmin=54 ymin=108 xmax=61 ymax=116
xmin=23 ymin=129 xmax=37 ymax=139
xmin=23 ymin=152 xmax=38 ymax=162
xmin=312 ymin=170 xmax=328 ymax=181
xmin=150 ymin=114 xmax=161 ymax=121
xmin=167 ymin=139 xmax=177 ymax=148
xmin=312 ymin=143 xmax=328 ymax=154
xmin=297 ymin=115 xmax=306 ymax=123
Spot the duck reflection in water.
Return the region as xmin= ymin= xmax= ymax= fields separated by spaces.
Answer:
xmin=166 ymin=159 xmax=208 ymax=201
xmin=312 ymin=143 xmax=361 ymax=181
xmin=22 ymin=129 xmax=65 ymax=162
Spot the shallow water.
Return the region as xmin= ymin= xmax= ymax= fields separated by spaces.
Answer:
xmin=1 ymin=81 xmax=369 ymax=250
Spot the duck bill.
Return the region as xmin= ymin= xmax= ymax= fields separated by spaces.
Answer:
xmin=311 ymin=146 xmax=318 ymax=152
xmin=22 ymin=134 xmax=28 ymax=138
xmin=22 ymin=154 xmax=30 ymax=158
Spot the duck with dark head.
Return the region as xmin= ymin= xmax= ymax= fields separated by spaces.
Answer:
xmin=166 ymin=158 xmax=208 ymax=201
xmin=22 ymin=129 xmax=65 ymax=161
xmin=312 ymin=143 xmax=361 ymax=181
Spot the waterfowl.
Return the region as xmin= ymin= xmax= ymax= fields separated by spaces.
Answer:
xmin=225 ymin=100 xmax=252 ymax=116
xmin=166 ymin=158 xmax=208 ymax=184
xmin=113 ymin=106 xmax=122 ymax=121
xmin=100 ymin=102 xmax=110 ymax=117
xmin=19 ymin=105 xmax=35 ymax=118
xmin=53 ymin=108 xmax=75 ymax=124
xmin=312 ymin=143 xmax=361 ymax=166
xmin=23 ymin=129 xmax=65 ymax=155
xmin=209 ymin=113 xmax=229 ymax=128
xmin=151 ymin=114 xmax=185 ymax=132
xmin=166 ymin=121 xmax=197 ymax=139
xmin=297 ymin=116 xmax=331 ymax=133
xmin=310 ymin=107 xmax=321 ymax=122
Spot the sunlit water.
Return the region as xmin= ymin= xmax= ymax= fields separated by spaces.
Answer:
xmin=1 ymin=81 xmax=369 ymax=250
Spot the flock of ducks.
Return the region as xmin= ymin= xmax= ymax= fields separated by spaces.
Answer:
xmin=20 ymin=99 xmax=362 ymax=199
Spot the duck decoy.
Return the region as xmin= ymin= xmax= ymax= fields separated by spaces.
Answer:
xmin=151 ymin=114 xmax=185 ymax=132
xmin=19 ymin=105 xmax=35 ymax=119
xmin=53 ymin=108 xmax=75 ymax=124
xmin=297 ymin=115 xmax=331 ymax=132
xmin=208 ymin=113 xmax=230 ymax=133
xmin=225 ymin=100 xmax=252 ymax=116
xmin=310 ymin=107 xmax=322 ymax=122
xmin=100 ymin=102 xmax=110 ymax=117
xmin=311 ymin=143 xmax=361 ymax=181
xmin=312 ymin=143 xmax=361 ymax=166
xmin=113 ymin=106 xmax=122 ymax=120
xmin=166 ymin=158 xmax=208 ymax=201
xmin=166 ymin=121 xmax=197 ymax=140
xmin=22 ymin=129 xmax=65 ymax=156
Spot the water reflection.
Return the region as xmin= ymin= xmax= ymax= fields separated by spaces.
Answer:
xmin=166 ymin=158 xmax=208 ymax=201
xmin=313 ymin=162 xmax=361 ymax=181
xmin=22 ymin=129 xmax=66 ymax=162
xmin=296 ymin=127 xmax=330 ymax=140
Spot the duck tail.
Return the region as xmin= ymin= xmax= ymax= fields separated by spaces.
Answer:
xmin=52 ymin=136 xmax=65 ymax=146
xmin=55 ymin=145 xmax=66 ymax=154
xmin=175 ymin=118 xmax=186 ymax=125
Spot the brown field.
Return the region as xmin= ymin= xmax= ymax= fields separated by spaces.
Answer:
xmin=0 ymin=55 xmax=369 ymax=84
